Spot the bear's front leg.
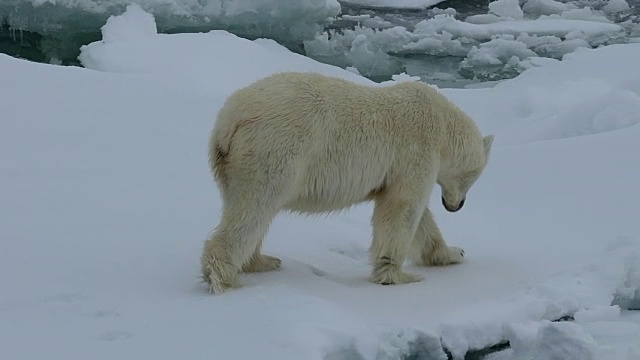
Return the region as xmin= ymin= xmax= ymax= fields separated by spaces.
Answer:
xmin=409 ymin=208 xmax=465 ymax=266
xmin=369 ymin=197 xmax=424 ymax=285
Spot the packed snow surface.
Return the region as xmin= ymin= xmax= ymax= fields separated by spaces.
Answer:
xmin=2 ymin=5 xmax=640 ymax=360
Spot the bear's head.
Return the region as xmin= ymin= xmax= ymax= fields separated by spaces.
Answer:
xmin=438 ymin=134 xmax=494 ymax=213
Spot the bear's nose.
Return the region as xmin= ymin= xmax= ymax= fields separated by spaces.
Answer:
xmin=442 ymin=197 xmax=465 ymax=212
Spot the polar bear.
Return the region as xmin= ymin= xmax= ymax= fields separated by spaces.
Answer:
xmin=201 ymin=72 xmax=494 ymax=293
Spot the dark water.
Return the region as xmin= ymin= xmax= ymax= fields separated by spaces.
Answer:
xmin=0 ymin=0 xmax=638 ymax=79
xmin=339 ymin=0 xmax=490 ymax=22
xmin=329 ymin=0 xmax=490 ymax=39
xmin=0 ymin=0 xmax=512 ymax=66
xmin=330 ymin=0 xmax=639 ymax=86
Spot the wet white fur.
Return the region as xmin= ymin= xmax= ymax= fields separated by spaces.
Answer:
xmin=201 ymin=72 xmax=494 ymax=293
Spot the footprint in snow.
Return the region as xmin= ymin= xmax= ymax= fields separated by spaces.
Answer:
xmin=329 ymin=243 xmax=368 ymax=261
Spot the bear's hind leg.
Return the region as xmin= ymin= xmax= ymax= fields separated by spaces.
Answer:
xmin=409 ymin=208 xmax=465 ymax=266
xmin=369 ymin=190 xmax=426 ymax=285
xmin=202 ymin=147 xmax=298 ymax=293
xmin=241 ymin=239 xmax=282 ymax=273
xmin=201 ymin=201 xmax=279 ymax=293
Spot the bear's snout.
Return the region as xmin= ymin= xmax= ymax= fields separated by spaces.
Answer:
xmin=442 ymin=197 xmax=465 ymax=212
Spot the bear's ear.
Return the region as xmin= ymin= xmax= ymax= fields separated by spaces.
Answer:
xmin=483 ymin=135 xmax=495 ymax=156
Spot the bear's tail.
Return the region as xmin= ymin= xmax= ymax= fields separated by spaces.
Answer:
xmin=210 ymin=145 xmax=228 ymax=183
xmin=209 ymin=121 xmax=235 ymax=184
xmin=209 ymin=115 xmax=253 ymax=184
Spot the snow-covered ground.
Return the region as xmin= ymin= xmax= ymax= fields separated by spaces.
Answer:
xmin=1 ymin=5 xmax=640 ymax=360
